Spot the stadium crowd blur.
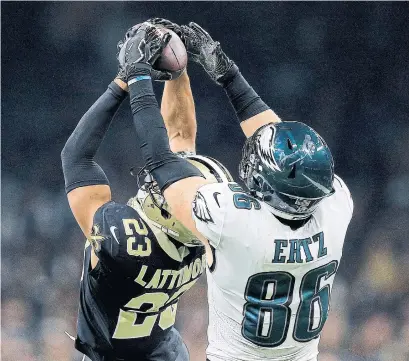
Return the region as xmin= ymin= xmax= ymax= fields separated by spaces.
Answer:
xmin=2 ymin=2 xmax=409 ymax=361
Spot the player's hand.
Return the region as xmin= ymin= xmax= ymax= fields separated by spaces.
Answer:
xmin=117 ymin=24 xmax=172 ymax=82
xmin=117 ymin=26 xmax=172 ymax=82
xmin=144 ymin=18 xmax=186 ymax=82
xmin=150 ymin=69 xmax=173 ymax=81
xmin=181 ymin=22 xmax=236 ymax=85
xmin=115 ymin=40 xmax=128 ymax=85
xmin=117 ymin=23 xmax=145 ymax=76
xmin=147 ymin=18 xmax=185 ymax=43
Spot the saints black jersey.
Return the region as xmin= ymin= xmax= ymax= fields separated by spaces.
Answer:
xmin=75 ymin=201 xmax=206 ymax=361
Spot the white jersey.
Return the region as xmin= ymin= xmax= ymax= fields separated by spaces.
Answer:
xmin=192 ymin=175 xmax=353 ymax=361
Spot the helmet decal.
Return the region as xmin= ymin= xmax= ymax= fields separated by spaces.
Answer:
xmin=239 ymin=121 xmax=335 ymax=220
xmin=257 ymin=125 xmax=281 ymax=171
xmin=302 ymin=134 xmax=316 ymax=154
xmin=279 ymin=134 xmax=317 ymax=168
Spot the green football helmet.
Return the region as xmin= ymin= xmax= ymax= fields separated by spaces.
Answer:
xmin=239 ymin=121 xmax=335 ymax=220
xmin=128 ymin=154 xmax=233 ymax=246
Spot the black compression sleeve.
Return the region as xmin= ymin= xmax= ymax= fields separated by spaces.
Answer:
xmin=128 ymin=72 xmax=203 ymax=191
xmin=61 ymin=81 xmax=127 ymax=193
xmin=218 ymin=64 xmax=270 ymax=123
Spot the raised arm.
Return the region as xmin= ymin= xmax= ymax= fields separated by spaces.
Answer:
xmin=161 ymin=71 xmax=197 ymax=153
xmin=61 ymin=78 xmax=128 ymax=236
xmin=119 ymin=25 xmax=209 ymax=242
xmin=184 ymin=22 xmax=281 ymax=137
xmin=185 ymin=22 xmax=281 ymax=137
xmin=61 ymin=72 xmax=197 ymax=238
xmin=150 ymin=19 xmax=281 ymax=138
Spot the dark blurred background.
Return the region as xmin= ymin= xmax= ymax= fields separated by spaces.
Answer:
xmin=2 ymin=2 xmax=409 ymax=361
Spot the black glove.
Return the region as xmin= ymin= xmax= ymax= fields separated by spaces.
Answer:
xmin=147 ymin=18 xmax=185 ymax=43
xmin=180 ymin=22 xmax=237 ymax=85
xmin=117 ymin=40 xmax=171 ymax=81
xmin=117 ymin=23 xmax=172 ymax=82
xmin=144 ymin=18 xmax=184 ymax=81
xmin=115 ymin=41 xmax=127 ymax=83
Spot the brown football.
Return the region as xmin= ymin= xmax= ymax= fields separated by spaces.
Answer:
xmin=153 ymin=26 xmax=187 ymax=79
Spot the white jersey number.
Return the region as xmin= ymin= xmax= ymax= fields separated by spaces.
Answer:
xmin=241 ymin=260 xmax=338 ymax=347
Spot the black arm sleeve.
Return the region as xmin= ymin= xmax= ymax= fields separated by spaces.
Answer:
xmin=61 ymin=81 xmax=128 ymax=193
xmin=218 ymin=64 xmax=270 ymax=123
xmin=128 ymin=73 xmax=203 ymax=191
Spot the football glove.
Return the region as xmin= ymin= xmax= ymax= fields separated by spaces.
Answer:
xmin=181 ymin=22 xmax=236 ymax=85
xmin=115 ymin=41 xmax=127 ymax=83
xmin=147 ymin=18 xmax=185 ymax=43
xmin=117 ymin=23 xmax=172 ymax=82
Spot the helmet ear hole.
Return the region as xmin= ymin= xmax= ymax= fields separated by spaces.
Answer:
xmin=288 ymin=164 xmax=296 ymax=179
xmin=287 ymin=138 xmax=293 ymax=150
xmin=160 ymin=208 xmax=171 ymax=219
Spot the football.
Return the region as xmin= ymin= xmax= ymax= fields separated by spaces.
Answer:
xmin=153 ymin=26 xmax=187 ymax=79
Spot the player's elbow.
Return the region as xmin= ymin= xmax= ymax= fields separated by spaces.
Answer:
xmin=61 ymin=139 xmax=73 ymax=165
xmin=61 ymin=131 xmax=85 ymax=164
xmin=61 ymin=134 xmax=81 ymax=171
xmin=61 ymin=141 xmax=69 ymax=164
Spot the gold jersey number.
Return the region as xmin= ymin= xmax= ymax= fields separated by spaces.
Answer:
xmin=113 ymin=279 xmax=197 ymax=339
xmin=113 ymin=218 xmax=198 ymax=339
xmin=123 ymin=218 xmax=152 ymax=257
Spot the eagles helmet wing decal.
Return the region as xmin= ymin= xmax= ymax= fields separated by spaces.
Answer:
xmin=193 ymin=191 xmax=214 ymax=223
xmin=257 ymin=125 xmax=281 ymax=171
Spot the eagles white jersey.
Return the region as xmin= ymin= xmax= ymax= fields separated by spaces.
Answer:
xmin=192 ymin=175 xmax=353 ymax=361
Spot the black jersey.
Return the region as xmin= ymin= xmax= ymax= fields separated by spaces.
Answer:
xmin=75 ymin=201 xmax=206 ymax=361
